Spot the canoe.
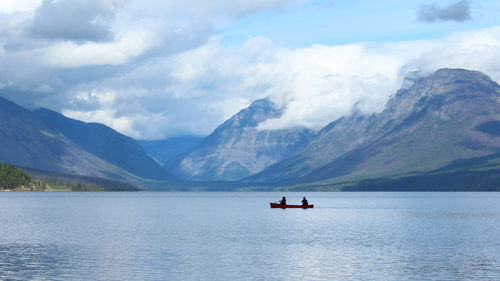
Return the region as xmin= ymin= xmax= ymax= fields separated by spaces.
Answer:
xmin=270 ymin=202 xmax=314 ymax=209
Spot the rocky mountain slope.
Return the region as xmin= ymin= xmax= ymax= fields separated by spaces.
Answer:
xmin=166 ymin=99 xmax=315 ymax=181
xmin=247 ymin=68 xmax=500 ymax=184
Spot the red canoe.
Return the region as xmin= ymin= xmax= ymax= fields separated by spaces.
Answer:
xmin=270 ymin=202 xmax=314 ymax=209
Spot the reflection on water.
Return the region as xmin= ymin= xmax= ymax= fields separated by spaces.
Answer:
xmin=0 ymin=192 xmax=500 ymax=280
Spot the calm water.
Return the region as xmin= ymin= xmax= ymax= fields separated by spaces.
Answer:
xmin=1 ymin=192 xmax=500 ymax=280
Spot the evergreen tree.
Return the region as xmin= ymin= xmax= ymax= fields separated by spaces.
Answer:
xmin=0 ymin=163 xmax=32 ymax=189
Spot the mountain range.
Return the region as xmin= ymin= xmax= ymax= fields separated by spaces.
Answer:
xmin=246 ymin=68 xmax=500 ymax=186
xmin=1 ymin=68 xmax=500 ymax=190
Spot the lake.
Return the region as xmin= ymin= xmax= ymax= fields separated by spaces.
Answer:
xmin=1 ymin=192 xmax=499 ymax=280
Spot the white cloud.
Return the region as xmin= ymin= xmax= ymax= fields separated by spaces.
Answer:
xmin=257 ymin=43 xmax=412 ymax=130
xmin=403 ymin=26 xmax=500 ymax=79
xmin=55 ymin=25 xmax=500 ymax=139
xmin=0 ymin=0 xmax=42 ymax=13
xmin=42 ymin=28 xmax=161 ymax=67
xmin=2 ymin=0 xmax=302 ymax=68
xmin=63 ymin=108 xmax=141 ymax=138
xmin=259 ymin=27 xmax=500 ymax=130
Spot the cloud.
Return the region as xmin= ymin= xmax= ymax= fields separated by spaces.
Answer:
xmin=0 ymin=0 xmax=301 ymax=100
xmin=0 ymin=0 xmax=303 ymax=70
xmin=42 ymin=28 xmax=161 ymax=67
xmin=418 ymin=0 xmax=471 ymax=22
xmin=261 ymin=27 xmax=500 ymax=131
xmin=59 ymin=37 xmax=271 ymax=139
xmin=0 ymin=0 xmax=42 ymax=14
xmin=403 ymin=26 xmax=500 ymax=78
xmin=257 ymin=43 xmax=412 ymax=130
xmin=29 ymin=0 xmax=118 ymax=42
xmin=58 ymin=26 xmax=500 ymax=139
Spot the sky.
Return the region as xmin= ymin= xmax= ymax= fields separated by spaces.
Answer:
xmin=1 ymin=0 xmax=500 ymax=139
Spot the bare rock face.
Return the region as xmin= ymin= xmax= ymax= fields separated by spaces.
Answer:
xmin=248 ymin=68 xmax=500 ymax=184
xmin=167 ymin=99 xmax=315 ymax=181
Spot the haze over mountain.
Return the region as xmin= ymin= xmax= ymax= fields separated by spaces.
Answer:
xmin=0 ymin=97 xmax=172 ymax=182
xmin=139 ymin=136 xmax=203 ymax=165
xmin=166 ymin=99 xmax=315 ymax=181
xmin=247 ymin=68 xmax=500 ymax=185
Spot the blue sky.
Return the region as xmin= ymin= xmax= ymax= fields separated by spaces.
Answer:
xmin=221 ymin=0 xmax=500 ymax=46
xmin=1 ymin=0 xmax=500 ymax=139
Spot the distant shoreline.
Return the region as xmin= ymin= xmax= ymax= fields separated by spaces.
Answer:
xmin=1 ymin=189 xmax=44 ymax=192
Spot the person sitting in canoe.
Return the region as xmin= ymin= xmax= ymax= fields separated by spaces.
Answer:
xmin=302 ymin=197 xmax=309 ymax=206
xmin=280 ymin=196 xmax=287 ymax=205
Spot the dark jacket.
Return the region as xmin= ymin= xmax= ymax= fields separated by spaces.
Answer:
xmin=302 ymin=198 xmax=308 ymax=206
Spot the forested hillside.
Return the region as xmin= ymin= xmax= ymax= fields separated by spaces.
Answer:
xmin=0 ymin=162 xmax=32 ymax=190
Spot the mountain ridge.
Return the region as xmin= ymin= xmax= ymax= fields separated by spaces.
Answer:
xmin=34 ymin=108 xmax=172 ymax=180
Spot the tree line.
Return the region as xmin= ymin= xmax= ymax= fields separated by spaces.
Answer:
xmin=0 ymin=162 xmax=32 ymax=190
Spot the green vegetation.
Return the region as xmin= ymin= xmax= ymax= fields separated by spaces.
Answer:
xmin=0 ymin=162 xmax=33 ymax=190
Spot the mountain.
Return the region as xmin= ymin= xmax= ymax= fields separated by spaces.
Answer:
xmin=34 ymin=108 xmax=171 ymax=180
xmin=247 ymin=68 xmax=500 ymax=184
xmin=139 ymin=136 xmax=203 ymax=165
xmin=166 ymin=99 xmax=315 ymax=181
xmin=0 ymin=96 xmax=66 ymax=173
xmin=0 ymin=96 xmax=172 ymax=182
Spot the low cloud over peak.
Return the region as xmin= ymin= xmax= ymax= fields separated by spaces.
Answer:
xmin=418 ymin=0 xmax=471 ymax=23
